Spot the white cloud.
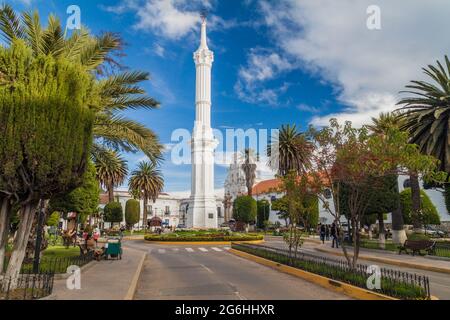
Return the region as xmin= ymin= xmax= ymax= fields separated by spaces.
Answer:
xmin=257 ymin=0 xmax=450 ymax=127
xmin=153 ymin=43 xmax=165 ymax=57
xmin=235 ymin=48 xmax=294 ymax=105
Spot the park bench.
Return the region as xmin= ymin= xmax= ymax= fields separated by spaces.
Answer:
xmin=398 ymin=239 xmax=436 ymax=256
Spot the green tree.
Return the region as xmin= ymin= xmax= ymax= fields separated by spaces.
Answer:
xmin=0 ymin=5 xmax=163 ymax=162
xmin=256 ymin=199 xmax=270 ymax=229
xmin=49 ymin=161 xmax=100 ymax=222
xmin=128 ymin=161 xmax=163 ymax=230
xmin=103 ymin=202 xmax=123 ymax=226
xmin=0 ymin=40 xmax=95 ymax=282
xmin=400 ymin=188 xmax=441 ymax=226
xmin=46 ymin=212 xmax=60 ymax=227
xmin=271 ymin=197 xmax=289 ymax=226
xmin=233 ymin=196 xmax=257 ymax=224
xmin=366 ymin=112 xmax=406 ymax=244
xmin=94 ymin=150 xmax=128 ymax=203
xmin=125 ymin=199 xmax=140 ymax=230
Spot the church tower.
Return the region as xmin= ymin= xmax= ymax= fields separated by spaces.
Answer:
xmin=187 ymin=17 xmax=218 ymax=228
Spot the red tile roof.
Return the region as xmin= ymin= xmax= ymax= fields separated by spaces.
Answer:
xmin=251 ymin=179 xmax=283 ymax=195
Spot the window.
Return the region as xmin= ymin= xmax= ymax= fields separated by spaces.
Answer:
xmin=147 ymin=205 xmax=153 ymax=215
xmin=208 ymin=213 xmax=214 ymax=219
xmin=217 ymin=207 xmax=222 ymax=218
xmin=271 ymin=196 xmax=277 ymax=202
xmin=165 ymin=206 xmax=170 ymax=215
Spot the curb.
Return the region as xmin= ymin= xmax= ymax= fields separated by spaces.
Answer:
xmin=229 ymin=249 xmax=397 ymax=300
xmin=124 ymin=251 xmax=146 ymax=300
xmin=145 ymin=240 xmax=265 ymax=245
xmin=315 ymin=247 xmax=450 ymax=275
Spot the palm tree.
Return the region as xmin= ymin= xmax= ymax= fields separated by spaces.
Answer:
xmin=267 ymin=124 xmax=313 ymax=176
xmin=94 ymin=150 xmax=128 ymax=203
xmin=395 ymin=56 xmax=450 ymax=230
xmin=128 ymin=161 xmax=164 ymax=230
xmin=0 ymin=5 xmax=163 ymax=162
xmin=366 ymin=112 xmax=407 ymax=245
xmin=396 ymin=56 xmax=450 ymax=173
xmin=241 ymin=149 xmax=257 ymax=196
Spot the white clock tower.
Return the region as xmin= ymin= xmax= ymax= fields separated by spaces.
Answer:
xmin=187 ymin=17 xmax=218 ymax=228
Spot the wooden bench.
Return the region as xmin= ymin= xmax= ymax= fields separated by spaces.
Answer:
xmin=398 ymin=240 xmax=436 ymax=256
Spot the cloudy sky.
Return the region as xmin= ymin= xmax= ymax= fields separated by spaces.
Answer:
xmin=9 ymin=0 xmax=450 ymax=196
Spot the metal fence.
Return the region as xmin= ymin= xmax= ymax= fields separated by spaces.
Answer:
xmin=0 ymin=272 xmax=54 ymax=300
xmin=231 ymin=242 xmax=431 ymax=300
xmin=20 ymin=251 xmax=95 ymax=274
xmin=434 ymin=242 xmax=450 ymax=258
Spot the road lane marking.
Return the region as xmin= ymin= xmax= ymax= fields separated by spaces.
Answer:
xmin=158 ymin=249 xmax=166 ymax=254
xmin=172 ymin=248 xmax=179 ymax=252
xmin=185 ymin=248 xmax=194 ymax=252
xmin=199 ymin=247 xmax=208 ymax=252
xmin=200 ymin=264 xmax=213 ymax=273
xmin=212 ymin=247 xmax=222 ymax=252
xmin=223 ymin=246 xmax=230 ymax=250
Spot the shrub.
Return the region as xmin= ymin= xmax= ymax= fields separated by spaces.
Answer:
xmin=400 ymin=188 xmax=440 ymax=225
xmin=256 ymin=200 xmax=270 ymax=228
xmin=144 ymin=230 xmax=263 ymax=242
xmin=233 ymin=196 xmax=257 ymax=223
xmin=104 ymin=202 xmax=123 ymax=224
xmin=125 ymin=199 xmax=140 ymax=228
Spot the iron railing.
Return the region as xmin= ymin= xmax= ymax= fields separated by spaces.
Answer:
xmin=231 ymin=242 xmax=431 ymax=300
xmin=20 ymin=251 xmax=95 ymax=274
xmin=0 ymin=272 xmax=54 ymax=300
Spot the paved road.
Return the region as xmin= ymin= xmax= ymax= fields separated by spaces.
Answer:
xmin=123 ymin=241 xmax=350 ymax=300
xmin=267 ymin=239 xmax=450 ymax=300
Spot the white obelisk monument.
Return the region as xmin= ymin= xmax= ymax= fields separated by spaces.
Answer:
xmin=187 ymin=17 xmax=218 ymax=229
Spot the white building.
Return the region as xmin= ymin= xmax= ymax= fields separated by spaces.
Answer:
xmin=187 ymin=17 xmax=218 ymax=229
xmin=99 ymin=191 xmax=224 ymax=229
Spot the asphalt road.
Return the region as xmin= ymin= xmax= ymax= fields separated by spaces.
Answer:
xmin=124 ymin=241 xmax=350 ymax=300
xmin=267 ymin=239 xmax=450 ymax=300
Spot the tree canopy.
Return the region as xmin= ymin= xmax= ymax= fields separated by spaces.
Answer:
xmin=103 ymin=202 xmax=123 ymax=224
xmin=400 ymin=188 xmax=440 ymax=225
xmin=233 ymin=196 xmax=257 ymax=223
xmin=125 ymin=199 xmax=140 ymax=228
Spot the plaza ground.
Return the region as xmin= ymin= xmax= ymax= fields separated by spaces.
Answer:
xmin=48 ymin=237 xmax=450 ymax=300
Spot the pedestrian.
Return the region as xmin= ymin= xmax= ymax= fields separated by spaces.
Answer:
xmin=325 ymin=225 xmax=330 ymax=241
xmin=319 ymin=223 xmax=326 ymax=244
xmin=331 ymin=223 xmax=339 ymax=248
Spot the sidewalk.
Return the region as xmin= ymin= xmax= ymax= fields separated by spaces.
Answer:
xmin=312 ymin=242 xmax=450 ymax=274
xmin=48 ymin=245 xmax=146 ymax=300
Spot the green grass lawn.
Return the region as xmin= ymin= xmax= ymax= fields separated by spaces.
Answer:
xmin=41 ymin=245 xmax=80 ymax=259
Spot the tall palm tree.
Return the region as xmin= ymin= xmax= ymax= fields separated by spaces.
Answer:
xmin=396 ymin=55 xmax=450 ymax=173
xmin=267 ymin=124 xmax=313 ymax=176
xmin=395 ymin=56 xmax=450 ymax=229
xmin=240 ymin=149 xmax=257 ymax=196
xmin=366 ymin=112 xmax=407 ymax=244
xmin=94 ymin=150 xmax=128 ymax=203
xmin=128 ymin=161 xmax=164 ymax=230
xmin=0 ymin=5 xmax=163 ymax=162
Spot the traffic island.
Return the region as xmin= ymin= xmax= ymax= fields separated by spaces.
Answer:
xmin=144 ymin=230 xmax=264 ymax=245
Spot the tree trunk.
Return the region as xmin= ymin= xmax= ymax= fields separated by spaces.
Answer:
xmin=3 ymin=201 xmax=38 ymax=289
xmin=377 ymin=212 xmax=385 ymax=249
xmin=143 ymin=197 xmax=148 ymax=232
xmin=391 ymin=178 xmax=407 ymax=244
xmin=409 ymin=172 xmax=422 ymax=230
xmin=0 ymin=197 xmax=12 ymax=274
xmin=108 ymin=183 xmax=114 ymax=203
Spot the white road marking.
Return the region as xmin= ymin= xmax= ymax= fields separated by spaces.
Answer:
xmin=158 ymin=249 xmax=166 ymax=254
xmin=200 ymin=264 xmax=213 ymax=273
xmin=199 ymin=247 xmax=208 ymax=252
xmin=223 ymin=246 xmax=230 ymax=250
xmin=185 ymin=248 xmax=194 ymax=252
xmin=212 ymin=247 xmax=222 ymax=252
xmin=172 ymin=248 xmax=179 ymax=252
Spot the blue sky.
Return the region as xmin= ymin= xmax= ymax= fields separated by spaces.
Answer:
xmin=9 ymin=0 xmax=450 ymax=196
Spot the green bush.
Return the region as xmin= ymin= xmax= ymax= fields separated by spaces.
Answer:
xmin=125 ymin=199 xmax=140 ymax=228
xmin=257 ymin=200 xmax=270 ymax=228
xmin=144 ymin=230 xmax=263 ymax=242
xmin=233 ymin=196 xmax=257 ymax=223
xmin=400 ymin=188 xmax=440 ymax=225
xmin=407 ymin=233 xmax=431 ymax=241
xmin=104 ymin=202 xmax=123 ymax=224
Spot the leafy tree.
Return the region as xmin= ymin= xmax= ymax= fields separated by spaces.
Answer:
xmin=46 ymin=212 xmax=60 ymax=227
xmin=94 ymin=150 xmax=128 ymax=203
xmin=233 ymin=196 xmax=257 ymax=224
xmin=128 ymin=161 xmax=164 ymax=229
xmin=125 ymin=199 xmax=140 ymax=229
xmin=400 ymin=188 xmax=440 ymax=226
xmin=256 ymin=199 xmax=270 ymax=228
xmin=0 ymin=40 xmax=95 ymax=283
xmin=271 ymin=197 xmax=289 ymax=226
xmin=49 ymin=161 xmax=100 ymax=222
xmin=103 ymin=202 xmax=123 ymax=225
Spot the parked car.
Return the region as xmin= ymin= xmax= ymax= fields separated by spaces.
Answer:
xmin=423 ymin=226 xmax=447 ymax=238
xmin=176 ymin=224 xmax=187 ymax=230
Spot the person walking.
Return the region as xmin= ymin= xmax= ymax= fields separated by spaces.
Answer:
xmin=319 ymin=223 xmax=326 ymax=244
xmin=325 ymin=225 xmax=330 ymax=241
xmin=331 ymin=223 xmax=339 ymax=248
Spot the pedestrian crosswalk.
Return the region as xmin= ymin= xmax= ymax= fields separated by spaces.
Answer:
xmin=149 ymin=246 xmax=230 ymax=254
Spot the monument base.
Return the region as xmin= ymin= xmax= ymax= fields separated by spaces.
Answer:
xmin=187 ymin=196 xmax=218 ymax=229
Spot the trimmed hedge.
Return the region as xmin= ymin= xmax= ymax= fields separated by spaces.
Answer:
xmin=145 ymin=234 xmax=263 ymax=242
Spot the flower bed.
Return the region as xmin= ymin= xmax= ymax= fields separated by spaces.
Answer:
xmin=144 ymin=230 xmax=263 ymax=242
